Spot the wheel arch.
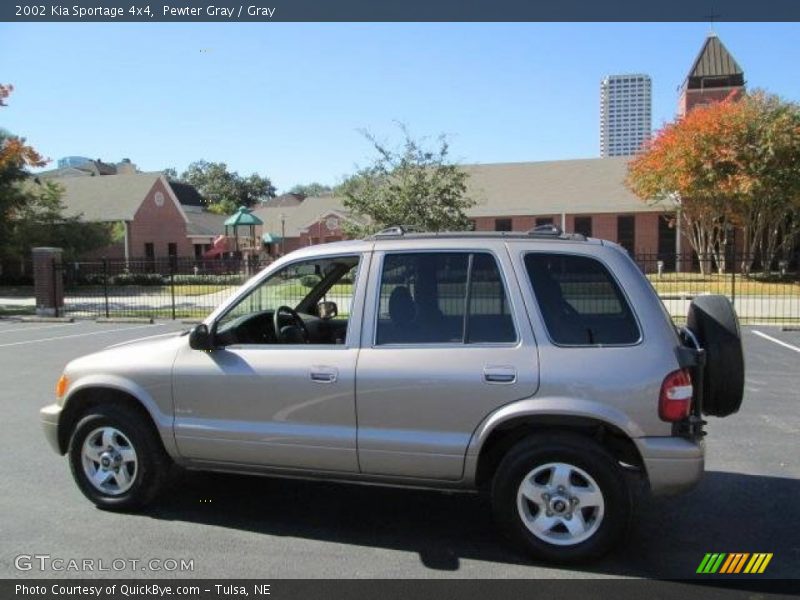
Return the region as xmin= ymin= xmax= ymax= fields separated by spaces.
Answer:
xmin=470 ymin=413 xmax=646 ymax=490
xmin=58 ymin=379 xmax=176 ymax=459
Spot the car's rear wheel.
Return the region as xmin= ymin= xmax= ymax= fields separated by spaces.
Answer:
xmin=491 ymin=433 xmax=632 ymax=562
xmin=68 ymin=404 xmax=170 ymax=510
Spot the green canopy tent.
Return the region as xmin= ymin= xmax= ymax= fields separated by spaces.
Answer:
xmin=224 ymin=206 xmax=263 ymax=253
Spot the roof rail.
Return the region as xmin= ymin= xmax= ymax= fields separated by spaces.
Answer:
xmin=526 ymin=223 xmax=562 ymax=237
xmin=525 ymin=224 xmax=586 ymax=241
xmin=371 ymin=225 xmax=418 ymax=238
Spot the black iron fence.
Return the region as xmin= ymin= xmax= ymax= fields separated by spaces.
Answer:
xmin=61 ymin=256 xmax=272 ymax=319
xmin=12 ymin=252 xmax=799 ymax=324
xmin=634 ymin=252 xmax=800 ymax=324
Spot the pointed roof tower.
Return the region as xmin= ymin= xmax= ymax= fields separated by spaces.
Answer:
xmin=678 ymin=33 xmax=745 ymax=116
xmin=684 ymin=33 xmax=744 ymax=90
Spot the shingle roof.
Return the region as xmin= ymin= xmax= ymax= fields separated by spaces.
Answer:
xmin=42 ymin=173 xmax=163 ymax=222
xmin=169 ymin=181 xmax=205 ymax=207
xmin=685 ymin=34 xmax=744 ymax=89
xmin=261 ymin=193 xmax=304 ymax=208
xmin=254 ymin=194 xmax=362 ymax=237
xmin=183 ymin=207 xmax=226 ymax=237
xmin=462 ymin=156 xmax=660 ymax=217
xmin=253 ymin=157 xmax=662 ymax=234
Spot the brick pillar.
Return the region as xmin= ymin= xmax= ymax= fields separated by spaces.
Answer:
xmin=32 ymin=247 xmax=64 ymax=317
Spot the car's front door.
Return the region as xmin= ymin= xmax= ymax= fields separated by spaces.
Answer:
xmin=171 ymin=253 xmax=367 ymax=473
xmin=355 ymin=246 xmax=539 ymax=480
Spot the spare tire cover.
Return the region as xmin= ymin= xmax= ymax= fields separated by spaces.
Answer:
xmin=686 ymin=295 xmax=745 ymax=417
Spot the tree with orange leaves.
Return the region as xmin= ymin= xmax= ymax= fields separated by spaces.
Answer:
xmin=1 ymin=84 xmax=48 ymax=257
xmin=626 ymin=90 xmax=800 ymax=274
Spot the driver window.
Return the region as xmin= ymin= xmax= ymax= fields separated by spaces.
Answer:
xmin=215 ymin=255 xmax=361 ymax=346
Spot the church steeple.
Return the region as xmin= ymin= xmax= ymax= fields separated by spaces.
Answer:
xmin=678 ymin=33 xmax=745 ymax=116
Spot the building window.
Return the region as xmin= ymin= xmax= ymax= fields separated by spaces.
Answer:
xmin=658 ymin=215 xmax=677 ymax=270
xmin=617 ymin=215 xmax=635 ymax=255
xmin=168 ymin=243 xmax=178 ymax=257
xmin=144 ymin=243 xmax=155 ymax=273
xmin=536 ymin=217 xmax=554 ymax=227
xmin=194 ymin=244 xmax=204 ymax=259
xmin=494 ymin=218 xmax=513 ymax=232
xmin=574 ymin=216 xmax=593 ymax=237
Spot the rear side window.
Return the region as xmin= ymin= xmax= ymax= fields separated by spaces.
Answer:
xmin=376 ymin=252 xmax=516 ymax=345
xmin=524 ymin=253 xmax=639 ymax=345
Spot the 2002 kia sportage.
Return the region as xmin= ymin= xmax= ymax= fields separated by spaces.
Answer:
xmin=40 ymin=226 xmax=745 ymax=562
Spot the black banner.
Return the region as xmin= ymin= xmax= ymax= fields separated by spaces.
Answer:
xmin=2 ymin=0 xmax=800 ymax=22
xmin=3 ymin=579 xmax=800 ymax=600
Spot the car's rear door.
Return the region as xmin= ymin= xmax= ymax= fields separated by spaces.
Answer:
xmin=354 ymin=241 xmax=539 ymax=480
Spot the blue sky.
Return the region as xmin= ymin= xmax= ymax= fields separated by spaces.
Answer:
xmin=1 ymin=22 xmax=799 ymax=192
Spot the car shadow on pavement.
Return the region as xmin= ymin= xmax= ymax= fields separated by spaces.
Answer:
xmin=145 ymin=469 xmax=799 ymax=578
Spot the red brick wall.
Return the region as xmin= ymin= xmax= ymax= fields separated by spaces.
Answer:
xmin=128 ymin=179 xmax=193 ymax=258
xmin=678 ymin=86 xmax=743 ymax=116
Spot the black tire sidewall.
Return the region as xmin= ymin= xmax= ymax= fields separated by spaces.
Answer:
xmin=491 ymin=434 xmax=631 ymax=563
xmin=68 ymin=406 xmax=165 ymax=510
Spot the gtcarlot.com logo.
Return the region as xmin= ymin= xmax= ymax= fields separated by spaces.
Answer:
xmin=696 ymin=552 xmax=773 ymax=574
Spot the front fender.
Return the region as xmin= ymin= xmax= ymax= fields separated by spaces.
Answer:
xmin=60 ymin=374 xmax=178 ymax=459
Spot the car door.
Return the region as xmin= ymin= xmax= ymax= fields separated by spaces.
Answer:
xmin=355 ymin=244 xmax=539 ymax=481
xmin=171 ymin=252 xmax=369 ymax=473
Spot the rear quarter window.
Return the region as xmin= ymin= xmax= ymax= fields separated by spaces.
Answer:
xmin=524 ymin=253 xmax=640 ymax=345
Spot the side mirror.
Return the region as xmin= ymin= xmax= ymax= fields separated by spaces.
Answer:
xmin=188 ymin=324 xmax=213 ymax=351
xmin=318 ymin=301 xmax=338 ymax=320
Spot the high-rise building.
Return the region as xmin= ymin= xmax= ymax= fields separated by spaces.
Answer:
xmin=678 ymin=33 xmax=744 ymax=117
xmin=600 ymin=74 xmax=652 ymax=157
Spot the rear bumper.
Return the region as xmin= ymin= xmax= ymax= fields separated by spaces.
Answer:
xmin=636 ymin=436 xmax=704 ymax=496
xmin=40 ymin=403 xmax=63 ymax=454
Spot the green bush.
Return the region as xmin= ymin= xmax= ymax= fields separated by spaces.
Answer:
xmin=300 ymin=274 xmax=321 ymax=288
xmin=110 ymin=273 xmax=166 ymax=286
xmin=171 ymin=274 xmax=244 ymax=286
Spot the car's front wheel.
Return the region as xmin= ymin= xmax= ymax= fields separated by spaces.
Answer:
xmin=491 ymin=433 xmax=632 ymax=562
xmin=68 ymin=404 xmax=170 ymax=510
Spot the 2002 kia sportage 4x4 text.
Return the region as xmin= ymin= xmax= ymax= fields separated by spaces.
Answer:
xmin=41 ymin=226 xmax=745 ymax=562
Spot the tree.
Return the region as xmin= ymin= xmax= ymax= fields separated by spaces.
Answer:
xmin=171 ymin=160 xmax=276 ymax=214
xmin=1 ymin=84 xmax=47 ymax=259
xmin=6 ymin=180 xmax=113 ymax=261
xmin=287 ymin=182 xmax=332 ymax=197
xmin=339 ymin=125 xmax=476 ymax=235
xmin=1 ymin=85 xmax=111 ymax=262
xmin=626 ymin=91 xmax=800 ymax=274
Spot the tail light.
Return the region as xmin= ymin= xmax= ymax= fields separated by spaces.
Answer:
xmin=659 ymin=368 xmax=693 ymax=422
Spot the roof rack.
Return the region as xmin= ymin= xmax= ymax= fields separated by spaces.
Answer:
xmin=371 ymin=225 xmax=419 ymax=238
xmin=525 ymin=224 xmax=587 ymax=241
xmin=367 ymin=224 xmax=588 ymax=242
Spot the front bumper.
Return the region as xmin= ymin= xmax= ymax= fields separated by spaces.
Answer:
xmin=40 ymin=403 xmax=63 ymax=454
xmin=636 ymin=436 xmax=705 ymax=496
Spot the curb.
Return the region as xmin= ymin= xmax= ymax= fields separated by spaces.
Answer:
xmin=781 ymin=326 xmax=800 ymax=332
xmin=18 ymin=316 xmax=75 ymax=323
xmin=95 ymin=317 xmax=154 ymax=324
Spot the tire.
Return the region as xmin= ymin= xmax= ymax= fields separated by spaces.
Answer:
xmin=491 ymin=433 xmax=632 ymax=563
xmin=68 ymin=404 xmax=171 ymax=511
xmin=687 ymin=295 xmax=745 ymax=417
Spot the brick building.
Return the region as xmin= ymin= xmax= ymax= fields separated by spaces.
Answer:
xmin=32 ymin=170 xmax=225 ymax=261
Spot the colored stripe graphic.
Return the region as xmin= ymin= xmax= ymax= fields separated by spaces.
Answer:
xmin=697 ymin=553 xmax=727 ymax=573
xmin=699 ymin=553 xmax=773 ymax=574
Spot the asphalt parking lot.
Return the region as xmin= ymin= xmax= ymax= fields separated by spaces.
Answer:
xmin=0 ymin=319 xmax=797 ymax=579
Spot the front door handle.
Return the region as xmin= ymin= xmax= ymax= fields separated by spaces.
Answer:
xmin=483 ymin=365 xmax=517 ymax=384
xmin=310 ymin=366 xmax=338 ymax=384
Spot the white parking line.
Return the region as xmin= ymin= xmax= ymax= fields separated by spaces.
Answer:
xmin=752 ymin=330 xmax=800 ymax=354
xmin=0 ymin=323 xmax=77 ymax=335
xmin=0 ymin=324 xmax=168 ymax=348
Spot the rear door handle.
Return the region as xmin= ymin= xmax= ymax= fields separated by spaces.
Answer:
xmin=310 ymin=366 xmax=338 ymax=384
xmin=483 ymin=366 xmax=517 ymax=384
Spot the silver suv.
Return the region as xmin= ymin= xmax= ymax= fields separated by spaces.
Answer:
xmin=41 ymin=227 xmax=745 ymax=562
